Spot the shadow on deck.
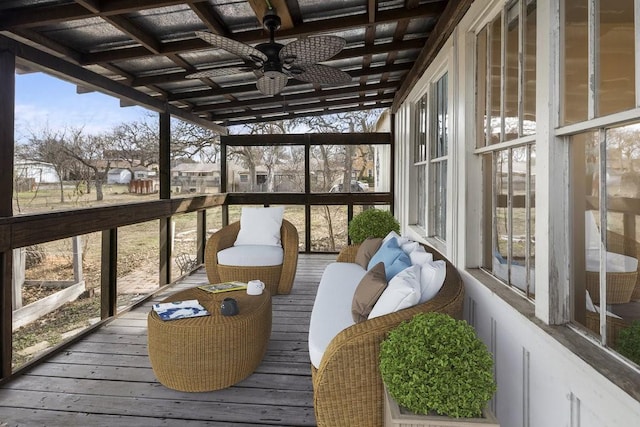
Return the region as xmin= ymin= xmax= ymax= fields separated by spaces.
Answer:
xmin=0 ymin=254 xmax=336 ymax=427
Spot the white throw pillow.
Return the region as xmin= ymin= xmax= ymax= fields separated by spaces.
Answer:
xmin=383 ymin=230 xmax=409 ymax=247
xmin=409 ymin=246 xmax=433 ymax=266
xmin=234 ymin=206 xmax=284 ymax=247
xmin=368 ymin=264 xmax=421 ymax=319
xmin=419 ymin=260 xmax=447 ymax=303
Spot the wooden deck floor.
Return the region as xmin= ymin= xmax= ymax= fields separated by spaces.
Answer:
xmin=0 ymin=254 xmax=335 ymax=427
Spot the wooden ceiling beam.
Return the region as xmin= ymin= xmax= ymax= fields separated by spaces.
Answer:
xmin=192 ymin=81 xmax=399 ymax=113
xmin=284 ymin=0 xmax=303 ymax=26
xmin=0 ymin=0 xmax=209 ymax=29
xmin=392 ymin=0 xmax=473 ymax=112
xmin=189 ymin=2 xmax=229 ymax=35
xmin=143 ymin=60 xmax=410 ymax=89
xmin=80 ymin=3 xmax=444 ymax=65
xmin=210 ymin=93 xmax=393 ymax=121
xmin=248 ymin=0 xmax=294 ymax=30
xmin=221 ymin=102 xmax=392 ymax=126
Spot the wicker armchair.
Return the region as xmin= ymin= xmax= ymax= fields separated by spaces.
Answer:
xmin=204 ymin=219 xmax=299 ymax=295
xmin=311 ymin=243 xmax=464 ymax=427
xmin=585 ymin=230 xmax=640 ymax=304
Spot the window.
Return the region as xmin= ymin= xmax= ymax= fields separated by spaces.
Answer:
xmin=430 ymin=74 xmax=448 ymax=240
xmin=413 ymin=73 xmax=449 ymax=241
xmin=562 ymin=0 xmax=635 ymax=124
xmin=476 ymin=0 xmax=537 ymax=297
xmin=562 ymin=0 xmax=639 ymax=352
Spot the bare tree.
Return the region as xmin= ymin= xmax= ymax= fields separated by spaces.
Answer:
xmin=61 ymin=129 xmax=111 ymax=201
xmin=171 ymin=119 xmax=220 ymax=163
xmin=20 ymin=126 xmax=75 ymax=203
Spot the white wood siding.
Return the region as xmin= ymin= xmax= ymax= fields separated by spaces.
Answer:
xmin=394 ymin=0 xmax=640 ymax=424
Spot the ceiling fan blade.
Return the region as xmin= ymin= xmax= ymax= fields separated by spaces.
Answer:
xmin=195 ymin=31 xmax=267 ymax=64
xmin=293 ymin=64 xmax=352 ymax=85
xmin=256 ymin=73 xmax=288 ymax=96
xmin=187 ymin=66 xmax=253 ymax=79
xmin=280 ymin=36 xmax=346 ymax=65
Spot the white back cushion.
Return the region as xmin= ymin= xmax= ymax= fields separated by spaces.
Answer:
xmin=234 ymin=206 xmax=284 ymax=247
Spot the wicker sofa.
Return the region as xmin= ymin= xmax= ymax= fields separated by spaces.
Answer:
xmin=309 ymin=243 xmax=464 ymax=427
xmin=204 ymin=219 xmax=299 ymax=295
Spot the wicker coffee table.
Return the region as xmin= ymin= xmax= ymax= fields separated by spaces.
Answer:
xmin=147 ymin=287 xmax=271 ymax=392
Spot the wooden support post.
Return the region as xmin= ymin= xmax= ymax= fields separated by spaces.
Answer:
xmin=0 ymin=47 xmax=16 ymax=381
xmin=159 ymin=218 xmax=171 ymax=286
xmin=72 ymin=236 xmax=83 ymax=283
xmin=0 ymin=251 xmax=12 ymax=379
xmin=12 ymin=248 xmax=24 ymax=310
xmin=221 ymin=140 xmax=229 ymax=226
xmin=101 ymin=229 xmax=117 ymax=319
xmin=197 ymin=210 xmax=206 ymax=265
xmin=0 ymin=50 xmax=15 ymax=218
xmin=159 ymin=111 xmax=171 ymax=200
xmin=390 ymin=113 xmax=396 ymax=215
xmin=159 ymin=111 xmax=172 ymax=285
xmin=305 ymin=141 xmax=312 ymax=253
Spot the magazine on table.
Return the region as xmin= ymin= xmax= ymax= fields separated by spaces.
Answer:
xmin=152 ymin=299 xmax=210 ymax=321
xmin=197 ymin=281 xmax=247 ymax=294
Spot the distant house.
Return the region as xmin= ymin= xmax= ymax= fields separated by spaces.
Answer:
xmin=14 ymin=160 xmax=61 ymax=184
xmin=171 ymin=162 xmax=221 ymax=193
xmin=107 ymin=168 xmax=132 ymax=184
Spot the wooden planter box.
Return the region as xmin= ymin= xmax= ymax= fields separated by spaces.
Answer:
xmin=384 ymin=387 xmax=500 ymax=427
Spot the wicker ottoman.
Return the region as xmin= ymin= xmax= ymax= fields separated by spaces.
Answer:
xmin=147 ymin=287 xmax=272 ymax=392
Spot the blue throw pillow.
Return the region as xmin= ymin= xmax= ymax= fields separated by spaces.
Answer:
xmin=368 ymin=237 xmax=411 ymax=281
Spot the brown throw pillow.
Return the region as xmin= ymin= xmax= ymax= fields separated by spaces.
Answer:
xmin=355 ymin=237 xmax=383 ymax=269
xmin=351 ymin=262 xmax=387 ymax=323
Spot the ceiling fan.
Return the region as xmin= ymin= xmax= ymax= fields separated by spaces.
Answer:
xmin=187 ymin=7 xmax=352 ymax=96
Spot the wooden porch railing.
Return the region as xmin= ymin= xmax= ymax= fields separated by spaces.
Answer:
xmin=0 ymin=191 xmax=392 ymax=382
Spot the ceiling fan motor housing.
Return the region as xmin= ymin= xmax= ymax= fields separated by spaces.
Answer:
xmin=256 ymin=42 xmax=284 ymax=77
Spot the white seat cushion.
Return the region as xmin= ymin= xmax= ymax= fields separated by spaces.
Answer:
xmin=217 ymin=245 xmax=284 ymax=267
xmin=309 ymin=262 xmax=367 ymax=369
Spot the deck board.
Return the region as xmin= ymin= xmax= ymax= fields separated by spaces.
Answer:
xmin=0 ymin=253 xmax=335 ymax=426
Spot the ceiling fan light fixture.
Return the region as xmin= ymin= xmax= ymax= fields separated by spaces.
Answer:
xmin=257 ymin=74 xmax=288 ymax=95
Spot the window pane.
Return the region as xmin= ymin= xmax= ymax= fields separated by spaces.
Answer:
xmin=493 ymin=151 xmax=510 ymax=282
xmin=570 ymin=131 xmax=599 ymax=340
xmin=476 ymin=27 xmax=488 ymax=148
xmin=512 ymin=146 xmax=530 ymax=291
xmin=562 ymin=0 xmax=589 ymax=125
xmin=490 ymin=16 xmax=502 ymax=144
xmin=604 ymin=125 xmax=640 ymax=328
xmin=523 ymin=0 xmax=537 ymax=135
xmin=431 ymin=160 xmax=447 ymax=240
xmin=433 ymin=74 xmax=448 ymax=158
xmin=598 ymin=0 xmax=635 ymax=116
xmin=528 ymin=145 xmax=536 ymax=297
xmin=417 ymin=165 xmax=426 ymax=228
xmin=505 ymin=1 xmax=520 ymax=141
xmin=416 ymin=96 xmax=428 ymax=163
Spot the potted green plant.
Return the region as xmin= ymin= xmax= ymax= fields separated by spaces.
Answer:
xmin=348 ymin=208 xmax=400 ymax=244
xmin=380 ymin=312 xmax=499 ymax=427
xmin=617 ymin=320 xmax=640 ymax=365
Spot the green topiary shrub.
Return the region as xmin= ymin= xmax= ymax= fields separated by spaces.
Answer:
xmin=617 ymin=320 xmax=640 ymax=365
xmin=348 ymin=209 xmax=400 ymax=244
xmin=380 ymin=312 xmax=497 ymax=418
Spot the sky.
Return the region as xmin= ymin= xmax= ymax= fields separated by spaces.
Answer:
xmin=15 ymin=72 xmax=150 ymax=143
